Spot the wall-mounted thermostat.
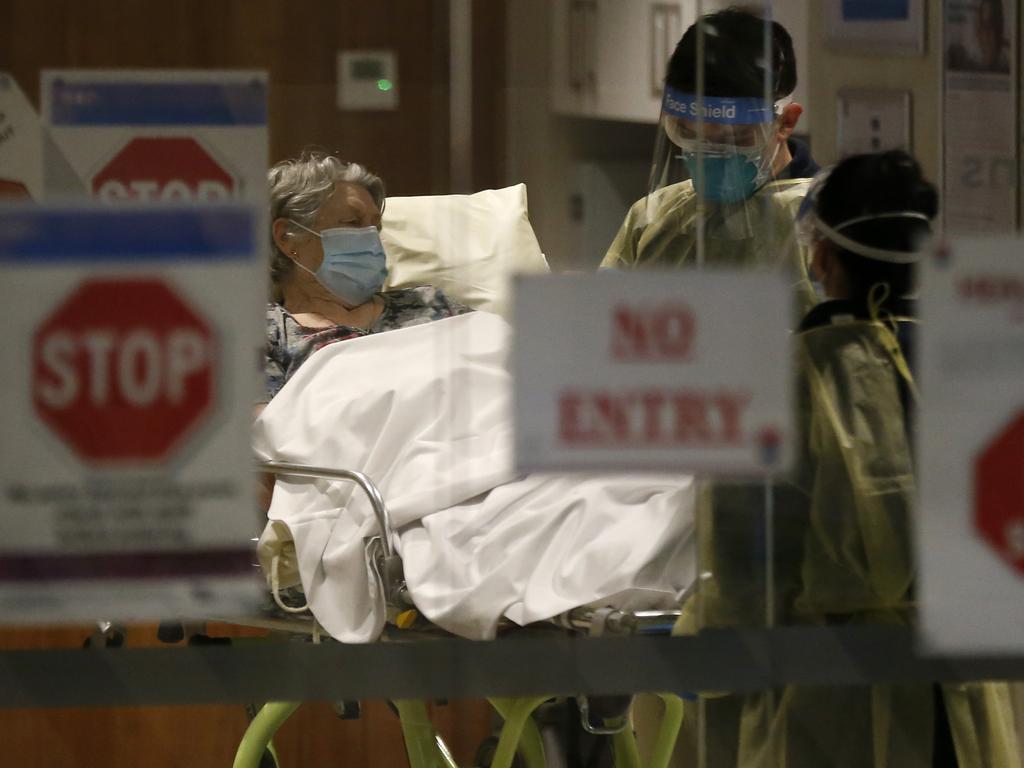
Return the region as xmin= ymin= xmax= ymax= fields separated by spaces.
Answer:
xmin=337 ymin=50 xmax=398 ymax=111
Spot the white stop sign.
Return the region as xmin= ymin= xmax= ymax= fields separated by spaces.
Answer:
xmin=96 ymin=180 xmax=232 ymax=202
xmin=37 ymin=328 xmax=212 ymax=408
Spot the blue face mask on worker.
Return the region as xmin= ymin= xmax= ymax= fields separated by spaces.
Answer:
xmin=660 ymin=89 xmax=783 ymax=204
xmin=682 ymin=146 xmax=777 ymax=204
xmin=289 ymin=221 xmax=389 ymax=306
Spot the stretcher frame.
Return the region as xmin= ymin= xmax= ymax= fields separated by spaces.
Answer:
xmin=233 ymin=460 xmax=687 ymax=768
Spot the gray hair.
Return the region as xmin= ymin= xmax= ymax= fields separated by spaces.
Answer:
xmin=267 ymin=150 xmax=386 ymax=293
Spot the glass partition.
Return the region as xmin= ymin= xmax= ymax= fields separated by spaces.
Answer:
xmin=1 ymin=2 xmax=1023 ymax=767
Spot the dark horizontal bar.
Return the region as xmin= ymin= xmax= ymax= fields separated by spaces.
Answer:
xmin=48 ymin=81 xmax=268 ymax=126
xmin=2 ymin=626 xmax=1024 ymax=709
xmin=0 ymin=207 xmax=256 ymax=261
xmin=0 ymin=548 xmax=255 ymax=581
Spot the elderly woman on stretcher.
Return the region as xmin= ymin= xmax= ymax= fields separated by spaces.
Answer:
xmin=263 ymin=150 xmax=472 ymax=403
xmin=253 ymin=152 xmax=696 ymax=644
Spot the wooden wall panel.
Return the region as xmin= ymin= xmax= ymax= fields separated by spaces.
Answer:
xmin=0 ymin=1 xmax=505 ymax=764
xmin=0 ymin=695 xmax=494 ymax=768
xmin=472 ymin=0 xmax=507 ymax=191
xmin=0 ymin=0 xmax=450 ymax=196
xmin=0 ymin=623 xmax=495 ymax=766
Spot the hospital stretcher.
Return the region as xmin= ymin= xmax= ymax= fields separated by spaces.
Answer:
xmin=229 ymin=189 xmax=684 ymax=765
xmin=223 ymin=460 xmax=688 ymax=768
xmin=66 ymin=186 xmax=686 ymax=765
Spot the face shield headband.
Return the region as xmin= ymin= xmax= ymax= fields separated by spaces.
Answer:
xmin=659 ymin=86 xmax=787 ymax=204
xmin=661 ymin=87 xmax=780 ymax=129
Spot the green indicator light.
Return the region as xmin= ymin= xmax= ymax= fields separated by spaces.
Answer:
xmin=377 ymin=79 xmax=393 ymax=93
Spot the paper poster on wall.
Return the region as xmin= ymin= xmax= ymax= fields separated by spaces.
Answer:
xmin=943 ymin=0 xmax=1019 ymax=232
xmin=0 ymin=73 xmax=43 ymax=201
xmin=40 ymin=69 xmax=267 ymax=208
xmin=843 ymin=0 xmax=910 ymax=20
xmin=0 ymin=206 xmax=264 ymax=623
xmin=918 ymin=237 xmax=1024 ymax=653
xmin=512 ymin=271 xmax=793 ymax=475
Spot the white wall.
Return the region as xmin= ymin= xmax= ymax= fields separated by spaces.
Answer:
xmin=505 ymin=0 xmax=575 ymax=267
xmin=767 ymin=0 xmax=811 ymax=116
xmin=806 ymin=4 xmax=943 ymax=182
xmin=505 ymin=0 xmax=654 ymax=270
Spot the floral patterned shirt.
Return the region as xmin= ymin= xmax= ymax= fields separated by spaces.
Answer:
xmin=263 ymin=286 xmax=471 ymax=402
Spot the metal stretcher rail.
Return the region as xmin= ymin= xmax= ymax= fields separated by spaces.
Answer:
xmin=256 ymin=458 xmax=684 ymax=636
xmin=257 ymin=459 xmax=394 ymax=558
xmin=257 ymin=458 xmax=415 ymax=612
xmin=558 ymin=608 xmax=682 ymax=636
xmin=244 ymin=459 xmax=688 ymax=767
xmin=251 ymin=458 xmax=688 ymax=648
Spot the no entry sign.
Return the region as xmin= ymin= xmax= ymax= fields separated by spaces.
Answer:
xmin=0 ymin=206 xmax=263 ymax=623
xmin=33 ymin=278 xmax=215 ymax=462
xmin=918 ymin=237 xmax=1024 ymax=653
xmin=512 ymin=272 xmax=793 ymax=474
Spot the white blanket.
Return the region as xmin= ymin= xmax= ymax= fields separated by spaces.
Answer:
xmin=254 ymin=312 xmax=695 ymax=642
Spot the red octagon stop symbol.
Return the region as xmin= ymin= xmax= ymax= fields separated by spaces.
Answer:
xmin=0 ymin=178 xmax=32 ymax=200
xmin=974 ymin=410 xmax=1024 ymax=574
xmin=32 ymin=279 xmax=216 ymax=462
xmin=90 ymin=136 xmax=236 ymax=203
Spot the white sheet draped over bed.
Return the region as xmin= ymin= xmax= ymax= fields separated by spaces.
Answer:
xmin=254 ymin=312 xmax=696 ymax=642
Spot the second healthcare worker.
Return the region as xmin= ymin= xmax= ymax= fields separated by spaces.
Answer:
xmin=602 ymin=8 xmax=818 ymax=309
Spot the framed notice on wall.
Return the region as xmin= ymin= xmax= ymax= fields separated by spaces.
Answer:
xmin=942 ymin=0 xmax=1019 ymax=233
xmin=826 ymin=0 xmax=928 ymax=55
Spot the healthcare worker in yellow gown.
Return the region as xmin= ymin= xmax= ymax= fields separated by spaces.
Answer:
xmin=616 ymin=10 xmax=822 ymax=762
xmin=600 ymin=8 xmax=819 ymax=313
xmin=676 ymin=150 xmax=1021 ymax=768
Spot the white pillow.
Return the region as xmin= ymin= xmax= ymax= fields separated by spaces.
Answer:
xmin=381 ymin=183 xmax=549 ymax=317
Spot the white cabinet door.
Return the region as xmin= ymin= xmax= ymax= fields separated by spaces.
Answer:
xmin=767 ymin=0 xmax=809 ymax=111
xmin=552 ymin=0 xmax=799 ymax=124
xmin=590 ymin=0 xmax=658 ymax=123
xmin=550 ymin=0 xmax=693 ymax=123
xmin=550 ymin=0 xmax=599 ymax=117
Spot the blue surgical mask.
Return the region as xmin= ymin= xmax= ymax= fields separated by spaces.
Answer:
xmin=289 ymin=221 xmax=389 ymax=307
xmin=683 ymin=150 xmax=771 ymax=204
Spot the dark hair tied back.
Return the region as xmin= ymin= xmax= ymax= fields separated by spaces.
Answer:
xmin=816 ymin=150 xmax=938 ymax=302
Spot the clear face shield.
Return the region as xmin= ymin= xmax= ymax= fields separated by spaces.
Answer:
xmin=650 ymin=88 xmax=783 ymax=209
xmin=640 ymin=85 xmax=812 ymax=289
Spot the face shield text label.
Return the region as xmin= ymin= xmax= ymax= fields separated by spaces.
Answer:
xmin=661 ymin=87 xmax=775 ymax=125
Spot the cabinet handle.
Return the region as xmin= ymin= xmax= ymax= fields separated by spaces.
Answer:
xmin=568 ymin=0 xmax=596 ymax=93
xmin=569 ymin=0 xmax=584 ymax=91
xmin=586 ymin=1 xmax=598 ymax=91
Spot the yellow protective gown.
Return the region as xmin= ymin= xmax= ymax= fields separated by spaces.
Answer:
xmin=600 ymin=178 xmax=818 ymax=314
xmin=618 ymin=175 xmax=822 ymax=764
xmin=674 ymin=312 xmax=1021 ymax=768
